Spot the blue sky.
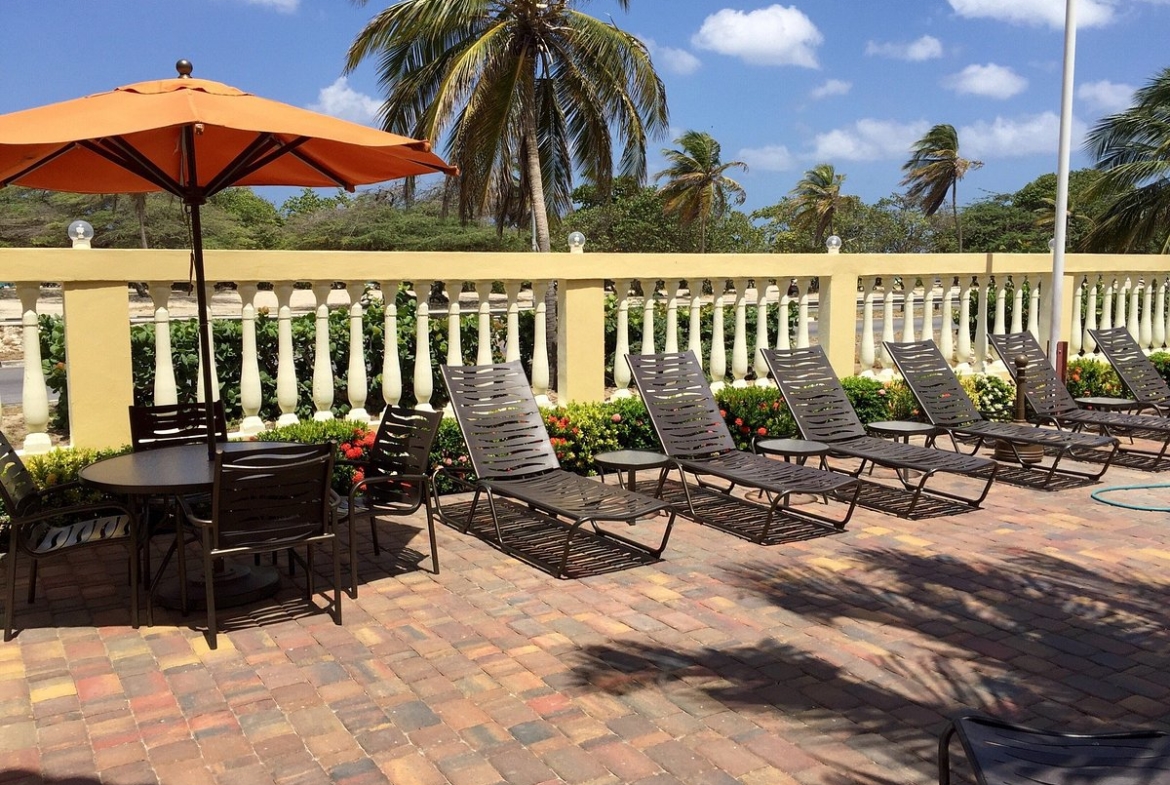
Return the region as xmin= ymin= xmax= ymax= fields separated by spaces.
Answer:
xmin=2 ymin=0 xmax=1168 ymax=214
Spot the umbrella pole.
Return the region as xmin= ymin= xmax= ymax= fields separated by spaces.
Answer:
xmin=188 ymin=201 xmax=219 ymax=461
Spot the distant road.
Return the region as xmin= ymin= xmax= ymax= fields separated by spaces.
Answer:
xmin=0 ymin=364 xmax=58 ymax=405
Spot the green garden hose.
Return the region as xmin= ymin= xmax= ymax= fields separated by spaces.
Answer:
xmin=1090 ymin=483 xmax=1170 ymax=512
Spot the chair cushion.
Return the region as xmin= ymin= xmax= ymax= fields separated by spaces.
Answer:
xmin=25 ymin=514 xmax=131 ymax=554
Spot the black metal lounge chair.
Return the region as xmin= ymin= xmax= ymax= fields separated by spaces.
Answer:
xmin=435 ymin=361 xmax=676 ymax=578
xmin=885 ymin=339 xmax=1118 ymax=484
xmin=939 ymin=711 xmax=1170 ymax=785
xmin=761 ymin=346 xmax=997 ymax=517
xmin=1089 ymin=326 xmax=1170 ymax=415
xmin=625 ymin=351 xmax=860 ymax=538
xmin=991 ymin=331 xmax=1170 ymax=463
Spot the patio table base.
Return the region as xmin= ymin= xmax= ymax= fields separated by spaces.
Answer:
xmin=154 ymin=560 xmax=282 ymax=611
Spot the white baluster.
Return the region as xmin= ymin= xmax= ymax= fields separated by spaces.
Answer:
xmin=237 ymin=282 xmax=265 ymax=435
xmin=879 ymin=277 xmax=897 ymax=379
xmin=196 ymin=283 xmax=220 ymax=404
xmin=476 ymin=281 xmax=494 ymax=366
xmin=687 ymin=281 xmax=703 ymax=359
xmin=149 ymin=282 xmax=178 ymax=406
xmin=859 ymin=276 xmax=877 ymax=376
xmin=16 ymin=284 xmax=50 ymax=454
xmin=504 ymin=281 xmax=522 ymax=363
xmin=1102 ymin=277 xmax=1115 ymax=330
xmin=1010 ymin=277 xmax=1024 ymax=335
xmin=531 ymin=280 xmax=551 ymax=406
xmin=710 ymin=281 xmax=727 ymax=391
xmin=795 ymin=277 xmax=811 ymax=349
xmin=956 ymin=277 xmax=973 ymax=371
xmin=640 ymin=278 xmax=657 ymax=355
xmin=1141 ymin=277 xmax=1154 ymax=351
xmin=1083 ymin=276 xmax=1098 ymax=355
xmin=973 ymin=277 xmax=989 ymax=373
xmin=381 ymin=281 xmax=402 ymax=406
xmin=311 ymin=282 xmax=335 ymax=421
xmin=274 ymin=282 xmax=299 ymax=426
xmin=754 ymin=280 xmax=771 ymax=383
xmin=664 ymin=280 xmax=681 ymax=354
xmin=776 ymin=280 xmax=792 ymax=351
xmin=986 ymin=276 xmax=1007 ymax=373
xmin=612 ymin=279 xmax=632 ymax=398
xmin=345 ymin=283 xmax=370 ymax=424
xmin=922 ymin=276 xmax=937 ymax=345
xmin=901 ymin=278 xmax=917 ymax=343
xmin=1127 ymin=275 xmax=1141 ymax=340
xmin=1028 ymin=276 xmax=1044 ymax=343
xmin=731 ymin=278 xmax=749 ymax=387
xmin=1070 ymin=277 xmax=1084 ymax=358
xmin=1155 ymin=278 xmax=1167 ymax=351
xmin=446 ymin=279 xmax=463 ymax=368
xmin=940 ymin=278 xmax=956 ymax=363
xmin=413 ymin=279 xmax=435 ymax=411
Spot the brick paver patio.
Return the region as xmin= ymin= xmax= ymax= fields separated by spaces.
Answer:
xmin=2 ymin=458 xmax=1168 ymax=784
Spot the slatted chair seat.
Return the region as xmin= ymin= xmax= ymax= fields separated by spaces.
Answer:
xmin=939 ymin=711 xmax=1170 ymax=785
xmin=762 ymin=346 xmax=996 ymax=517
xmin=1089 ymin=326 xmax=1170 ymax=415
xmin=885 ymin=339 xmax=1118 ymax=486
xmin=991 ymin=331 xmax=1170 ymax=463
xmin=625 ymin=351 xmax=860 ymax=539
xmin=435 ymin=361 xmax=676 ymax=579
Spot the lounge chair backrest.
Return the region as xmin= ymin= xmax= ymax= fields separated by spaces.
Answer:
xmin=1090 ymin=326 xmax=1170 ymax=407
xmin=762 ymin=346 xmax=867 ymax=442
xmin=625 ymin=351 xmax=737 ymax=458
xmin=0 ymin=430 xmax=37 ymax=519
xmin=989 ymin=332 xmax=1080 ymax=417
xmin=885 ymin=340 xmax=984 ymax=427
xmin=440 ymin=361 xmax=560 ymax=480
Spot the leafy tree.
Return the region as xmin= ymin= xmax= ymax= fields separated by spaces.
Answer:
xmin=654 ymin=130 xmax=747 ymax=253
xmin=345 ymin=0 xmax=669 ymax=254
xmin=840 ymin=194 xmax=936 ymax=253
xmin=1011 ymin=169 xmax=1103 ymax=250
xmin=1082 ymin=66 xmax=1170 ymax=253
xmin=788 ymin=163 xmax=855 ymax=249
xmin=956 ymin=194 xmax=1047 ymax=253
xmin=566 ymin=178 xmax=689 ymax=253
xmin=901 ymin=124 xmax=983 ymax=252
xmin=280 ymin=188 xmax=353 ymax=218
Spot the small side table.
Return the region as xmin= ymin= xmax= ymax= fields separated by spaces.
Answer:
xmin=866 ymin=420 xmax=940 ymax=446
xmin=753 ymin=437 xmax=831 ymax=469
xmin=594 ymin=449 xmax=671 ymax=493
xmin=1076 ymin=396 xmax=1139 ymax=412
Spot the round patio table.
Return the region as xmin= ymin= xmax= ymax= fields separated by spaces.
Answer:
xmin=80 ymin=442 xmax=283 ymax=610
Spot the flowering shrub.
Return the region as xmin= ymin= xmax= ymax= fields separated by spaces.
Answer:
xmin=713 ymin=386 xmax=797 ymax=451
xmin=1065 ymin=358 xmax=1125 ymax=399
xmin=957 ymin=373 xmax=1016 ymax=422
xmin=255 ymin=419 xmax=375 ymax=494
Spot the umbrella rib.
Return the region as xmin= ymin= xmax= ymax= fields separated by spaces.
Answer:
xmin=202 ymin=133 xmax=286 ymax=197
xmin=86 ymin=138 xmax=184 ymax=195
xmin=286 ymin=146 xmax=355 ymax=190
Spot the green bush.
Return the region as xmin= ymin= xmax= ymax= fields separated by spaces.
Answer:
xmin=957 ymin=373 xmax=1016 ymax=422
xmin=1065 ymin=358 xmax=1126 ymax=399
xmin=713 ymin=385 xmax=797 ymax=450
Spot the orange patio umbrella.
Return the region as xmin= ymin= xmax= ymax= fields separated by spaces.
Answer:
xmin=0 ymin=60 xmax=457 ymax=455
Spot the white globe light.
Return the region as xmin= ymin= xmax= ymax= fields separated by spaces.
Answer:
xmin=67 ymin=220 xmax=94 ymax=242
xmin=567 ymin=231 xmax=586 ymax=249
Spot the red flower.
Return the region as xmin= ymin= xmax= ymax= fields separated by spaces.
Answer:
xmin=735 ymin=418 xmax=743 ymax=426
xmin=757 ymin=427 xmax=767 ymax=436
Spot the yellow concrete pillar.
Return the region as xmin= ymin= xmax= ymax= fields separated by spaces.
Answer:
xmin=820 ymin=270 xmax=862 ymax=378
xmin=557 ymin=279 xmax=606 ymax=405
xmin=62 ymin=282 xmax=134 ymax=449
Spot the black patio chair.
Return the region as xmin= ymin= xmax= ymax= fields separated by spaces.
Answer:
xmin=1089 ymin=326 xmax=1170 ymax=415
xmin=434 ymin=361 xmax=675 ymax=579
xmin=176 ymin=442 xmax=341 ymax=649
xmin=939 ymin=711 xmax=1170 ymax=785
xmin=762 ymin=346 xmax=997 ymax=517
xmin=337 ymin=405 xmax=442 ymax=596
xmin=625 ymin=351 xmax=860 ymax=538
xmin=991 ymin=331 xmax=1170 ymax=463
xmin=885 ymin=339 xmax=1118 ymax=485
xmin=128 ymin=401 xmax=228 ymax=451
xmin=0 ymin=430 xmax=139 ymax=641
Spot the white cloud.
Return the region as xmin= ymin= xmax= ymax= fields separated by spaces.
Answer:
xmin=947 ymin=0 xmax=1115 ymax=29
xmin=308 ymin=77 xmax=382 ymax=125
xmin=959 ymin=112 xmax=1087 ymax=158
xmin=1077 ymin=79 xmax=1135 ymax=113
xmin=865 ymin=35 xmax=943 ymax=61
xmin=943 ymin=63 xmax=1028 ymax=99
xmin=738 ymin=144 xmax=796 ymax=171
xmin=691 ymin=5 xmax=822 ymax=68
xmin=811 ymin=79 xmax=852 ymax=99
xmin=642 ymin=37 xmax=701 ymax=75
xmin=809 ymin=119 xmax=931 ymax=162
xmin=238 ymin=0 xmax=298 ymax=11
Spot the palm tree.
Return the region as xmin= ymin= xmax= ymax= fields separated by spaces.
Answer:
xmin=789 ymin=163 xmax=847 ymax=248
xmin=1082 ymin=67 xmax=1170 ymax=253
xmin=900 ymin=124 xmax=983 ymax=252
xmin=345 ymin=0 xmax=669 ymax=254
xmin=654 ymin=131 xmax=747 ymax=253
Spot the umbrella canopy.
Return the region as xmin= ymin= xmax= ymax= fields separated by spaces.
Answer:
xmin=0 ymin=60 xmax=457 ymax=455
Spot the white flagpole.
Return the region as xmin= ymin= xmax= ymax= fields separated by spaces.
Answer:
xmin=1048 ymin=0 xmax=1078 ymax=364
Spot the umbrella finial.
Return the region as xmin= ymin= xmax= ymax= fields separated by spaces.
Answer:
xmin=176 ymin=60 xmax=193 ymax=78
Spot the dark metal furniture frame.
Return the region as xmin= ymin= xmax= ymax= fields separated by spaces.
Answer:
xmin=340 ymin=405 xmax=442 ymax=595
xmin=939 ymin=711 xmax=1170 ymax=785
xmin=178 ymin=442 xmax=341 ymax=650
xmin=0 ymin=430 xmax=139 ymax=641
xmin=991 ymin=331 xmax=1170 ymax=463
xmin=129 ymin=401 xmax=228 ymax=451
xmin=434 ymin=361 xmax=676 ymax=578
xmin=625 ymin=351 xmax=860 ymax=538
xmin=885 ymin=339 xmax=1118 ymax=484
xmin=762 ymin=346 xmax=997 ymax=517
xmin=1090 ymin=325 xmax=1170 ymax=415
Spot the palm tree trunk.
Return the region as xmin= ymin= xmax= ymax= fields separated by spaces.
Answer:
xmin=699 ymin=212 xmax=707 ymax=253
xmin=522 ymin=79 xmax=557 ymax=389
xmin=951 ymin=182 xmax=962 ymax=253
